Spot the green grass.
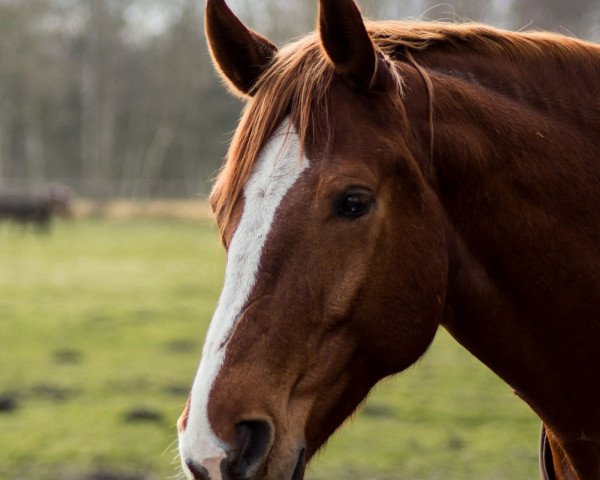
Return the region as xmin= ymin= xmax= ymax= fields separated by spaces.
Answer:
xmin=0 ymin=219 xmax=540 ymax=479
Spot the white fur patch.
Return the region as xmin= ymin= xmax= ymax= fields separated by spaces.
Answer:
xmin=179 ymin=118 xmax=309 ymax=478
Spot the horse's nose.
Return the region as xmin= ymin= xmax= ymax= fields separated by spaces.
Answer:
xmin=223 ymin=419 xmax=274 ymax=479
xmin=184 ymin=420 xmax=273 ymax=480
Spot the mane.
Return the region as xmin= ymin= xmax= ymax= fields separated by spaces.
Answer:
xmin=209 ymin=21 xmax=600 ymax=240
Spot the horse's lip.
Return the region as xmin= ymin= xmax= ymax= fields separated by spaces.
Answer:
xmin=290 ymin=447 xmax=306 ymax=480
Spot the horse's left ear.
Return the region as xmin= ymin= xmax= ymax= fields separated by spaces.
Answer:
xmin=318 ymin=0 xmax=387 ymax=89
xmin=205 ymin=0 xmax=277 ymax=96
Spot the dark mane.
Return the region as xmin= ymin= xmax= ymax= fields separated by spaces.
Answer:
xmin=209 ymin=20 xmax=600 ymax=239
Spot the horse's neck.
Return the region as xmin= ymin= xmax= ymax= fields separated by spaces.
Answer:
xmin=414 ymin=44 xmax=600 ymax=135
xmin=405 ymin=45 xmax=600 ymax=444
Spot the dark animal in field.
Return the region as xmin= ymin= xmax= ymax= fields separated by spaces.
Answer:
xmin=0 ymin=186 xmax=72 ymax=230
xmin=177 ymin=1 xmax=600 ymax=479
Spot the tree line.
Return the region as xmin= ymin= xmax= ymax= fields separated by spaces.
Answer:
xmin=0 ymin=0 xmax=598 ymax=198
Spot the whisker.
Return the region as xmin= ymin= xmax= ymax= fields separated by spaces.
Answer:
xmin=161 ymin=437 xmax=180 ymax=457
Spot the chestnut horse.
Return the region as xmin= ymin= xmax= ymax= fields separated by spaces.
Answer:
xmin=178 ymin=0 xmax=600 ymax=479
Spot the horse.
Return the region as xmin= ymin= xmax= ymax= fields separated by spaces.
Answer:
xmin=0 ymin=186 xmax=72 ymax=231
xmin=177 ymin=1 xmax=600 ymax=479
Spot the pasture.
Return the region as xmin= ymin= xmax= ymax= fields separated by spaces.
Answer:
xmin=0 ymin=216 xmax=540 ymax=479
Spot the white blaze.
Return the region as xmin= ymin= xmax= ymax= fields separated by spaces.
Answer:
xmin=179 ymin=118 xmax=309 ymax=479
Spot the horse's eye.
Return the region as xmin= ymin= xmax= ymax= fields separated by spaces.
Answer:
xmin=335 ymin=189 xmax=373 ymax=219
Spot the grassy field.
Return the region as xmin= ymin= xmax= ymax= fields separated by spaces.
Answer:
xmin=0 ymin=218 xmax=540 ymax=480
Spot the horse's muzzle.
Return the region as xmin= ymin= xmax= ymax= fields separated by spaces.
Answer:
xmin=184 ymin=419 xmax=279 ymax=480
xmin=185 ymin=438 xmax=305 ymax=480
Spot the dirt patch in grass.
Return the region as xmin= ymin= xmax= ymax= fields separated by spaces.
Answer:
xmin=52 ymin=349 xmax=84 ymax=365
xmin=28 ymin=383 xmax=80 ymax=402
xmin=0 ymin=392 xmax=19 ymax=413
xmin=69 ymin=468 xmax=154 ymax=480
xmin=361 ymin=403 xmax=397 ymax=419
xmin=123 ymin=407 xmax=164 ymax=423
xmin=163 ymin=339 xmax=196 ymax=353
xmin=163 ymin=384 xmax=189 ymax=397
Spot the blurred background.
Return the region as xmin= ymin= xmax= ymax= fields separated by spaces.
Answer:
xmin=1 ymin=0 xmax=599 ymax=199
xmin=0 ymin=1 xmax=598 ymax=479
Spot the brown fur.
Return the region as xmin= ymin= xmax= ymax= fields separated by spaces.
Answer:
xmin=188 ymin=3 xmax=600 ymax=480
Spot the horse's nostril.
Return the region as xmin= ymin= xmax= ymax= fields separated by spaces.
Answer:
xmin=185 ymin=458 xmax=210 ymax=480
xmin=225 ymin=419 xmax=274 ymax=478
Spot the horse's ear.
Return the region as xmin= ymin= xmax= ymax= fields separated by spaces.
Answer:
xmin=205 ymin=0 xmax=277 ymax=97
xmin=318 ymin=0 xmax=381 ymax=89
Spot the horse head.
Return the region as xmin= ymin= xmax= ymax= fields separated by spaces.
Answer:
xmin=178 ymin=1 xmax=448 ymax=478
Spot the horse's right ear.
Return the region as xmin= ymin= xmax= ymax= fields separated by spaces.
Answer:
xmin=205 ymin=0 xmax=277 ymax=97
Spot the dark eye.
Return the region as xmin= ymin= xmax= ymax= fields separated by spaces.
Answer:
xmin=334 ymin=189 xmax=373 ymax=219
